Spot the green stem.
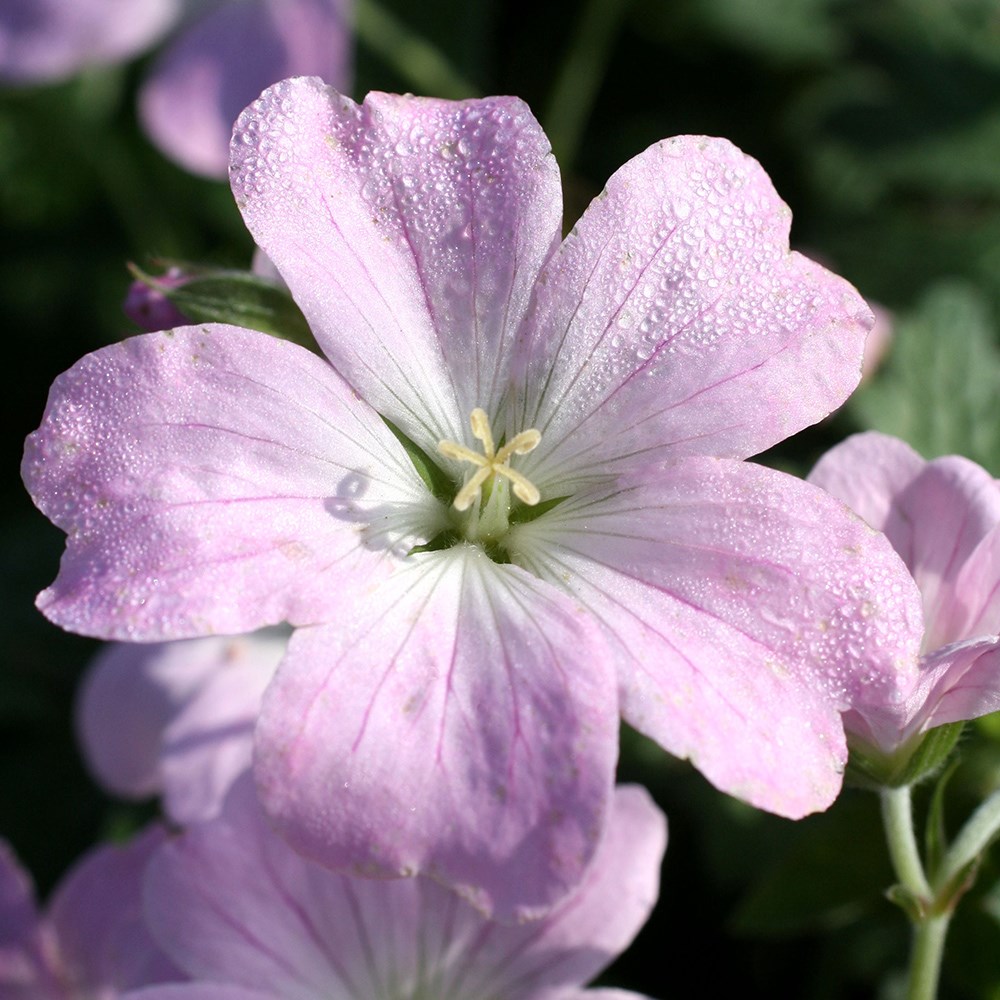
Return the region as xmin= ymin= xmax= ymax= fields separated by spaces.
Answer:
xmin=906 ymin=913 xmax=950 ymax=1000
xmin=541 ymin=0 xmax=632 ymax=173
xmin=935 ymin=785 xmax=1000 ymax=894
xmin=881 ymin=785 xmax=932 ymax=901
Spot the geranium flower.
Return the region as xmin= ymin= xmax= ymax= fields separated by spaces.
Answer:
xmin=0 ymin=0 xmax=352 ymax=178
xmin=23 ymin=81 xmax=923 ymax=919
xmin=120 ymin=779 xmax=665 ymax=1000
xmin=809 ymin=431 xmax=1000 ymax=768
xmin=0 ymin=828 xmax=181 ymax=998
xmin=77 ymin=631 xmax=285 ymax=823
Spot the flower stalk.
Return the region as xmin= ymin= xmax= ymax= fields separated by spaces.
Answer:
xmin=881 ymin=780 xmax=1000 ymax=1000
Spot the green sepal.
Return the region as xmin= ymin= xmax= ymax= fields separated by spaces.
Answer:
xmin=898 ymin=722 xmax=966 ymax=787
xmin=130 ymin=263 xmax=317 ymax=352
xmin=509 ymin=494 xmax=570 ymax=525
xmin=407 ymin=530 xmax=460 ymax=556
xmin=845 ymin=721 xmax=965 ymax=790
xmin=381 ymin=417 xmax=455 ymax=504
xmin=925 ymin=756 xmax=961 ymax=881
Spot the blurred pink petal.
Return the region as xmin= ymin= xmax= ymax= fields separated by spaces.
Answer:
xmin=140 ymin=0 xmax=352 ymax=178
xmin=133 ymin=779 xmax=663 ymax=998
xmin=0 ymin=0 xmax=179 ymax=82
xmin=0 ymin=829 xmax=181 ymax=998
xmin=861 ymin=303 xmax=893 ymax=380
xmin=78 ymin=632 xmax=285 ymax=822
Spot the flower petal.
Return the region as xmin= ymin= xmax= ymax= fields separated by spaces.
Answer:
xmin=48 ymin=826 xmax=181 ymax=993
xmin=0 ymin=840 xmax=59 ymax=999
xmin=254 ymin=546 xmax=619 ymax=921
xmin=230 ymin=79 xmax=562 ymax=446
xmin=144 ymin=780 xmax=382 ymax=995
xmin=908 ymin=637 xmax=1000 ymax=735
xmin=950 ymin=524 xmax=1000 ymax=640
xmin=810 ymin=433 xmax=1000 ymax=649
xmin=511 ymin=136 xmax=872 ymax=490
xmin=79 ymin=633 xmax=282 ymax=820
xmin=140 ymin=0 xmax=352 ymax=178
xmin=122 ymin=989 xmax=274 ymax=1000
xmin=508 ymin=458 xmax=924 ymax=818
xmin=891 ymin=457 xmax=1000 ymax=648
xmin=806 ymin=430 xmax=924 ymax=542
xmin=0 ymin=0 xmax=179 ymax=83
xmin=143 ymin=778 xmax=660 ymax=998
xmin=23 ymin=324 xmax=435 ymax=640
xmin=846 ymin=636 xmax=1000 ymax=751
xmin=533 ymin=992 xmax=653 ymax=1000
xmin=158 ymin=634 xmax=283 ymax=823
xmin=77 ymin=638 xmax=237 ymax=801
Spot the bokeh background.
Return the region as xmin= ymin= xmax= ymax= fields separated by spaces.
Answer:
xmin=4 ymin=0 xmax=1000 ymax=996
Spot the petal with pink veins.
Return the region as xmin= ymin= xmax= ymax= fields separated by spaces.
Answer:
xmin=254 ymin=546 xmax=619 ymax=921
xmin=23 ymin=324 xmax=437 ymax=640
xmin=508 ymin=458 xmax=924 ymax=817
xmin=510 ymin=135 xmax=873 ymax=493
xmin=230 ymin=79 xmax=563 ymax=446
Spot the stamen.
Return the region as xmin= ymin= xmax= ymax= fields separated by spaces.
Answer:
xmin=438 ymin=408 xmax=542 ymax=512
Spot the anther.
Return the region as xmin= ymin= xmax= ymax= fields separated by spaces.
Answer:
xmin=438 ymin=408 xmax=542 ymax=511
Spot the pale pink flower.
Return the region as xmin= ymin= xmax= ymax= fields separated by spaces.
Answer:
xmin=0 ymin=0 xmax=351 ymax=178
xmin=0 ymin=0 xmax=180 ymax=82
xmin=77 ymin=631 xmax=285 ymax=823
xmin=121 ymin=779 xmax=665 ymax=1000
xmin=0 ymin=828 xmax=181 ymax=999
xmin=809 ymin=431 xmax=1000 ymax=760
xmin=23 ymin=82 xmax=923 ymax=919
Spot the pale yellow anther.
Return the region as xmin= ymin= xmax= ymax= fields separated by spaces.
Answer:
xmin=438 ymin=408 xmax=542 ymax=512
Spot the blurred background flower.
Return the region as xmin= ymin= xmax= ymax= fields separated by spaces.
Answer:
xmin=0 ymin=0 xmax=352 ymax=177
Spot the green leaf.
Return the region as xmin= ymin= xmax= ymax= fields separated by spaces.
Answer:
xmin=849 ymin=282 xmax=1000 ymax=472
xmin=731 ymin=793 xmax=892 ymax=936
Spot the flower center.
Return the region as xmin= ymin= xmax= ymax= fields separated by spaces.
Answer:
xmin=438 ymin=406 xmax=542 ymax=539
